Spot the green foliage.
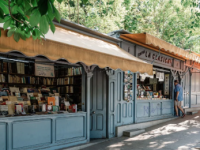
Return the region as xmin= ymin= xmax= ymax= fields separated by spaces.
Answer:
xmin=55 ymin=0 xmax=200 ymax=53
xmin=0 ymin=0 xmax=63 ymax=42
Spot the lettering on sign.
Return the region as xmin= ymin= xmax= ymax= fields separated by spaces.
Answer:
xmin=174 ymin=59 xmax=180 ymax=69
xmin=137 ymin=47 xmax=173 ymax=66
xmin=35 ymin=63 xmax=55 ymax=77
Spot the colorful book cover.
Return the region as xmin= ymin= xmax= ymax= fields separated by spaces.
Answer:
xmin=48 ymin=97 xmax=55 ymax=106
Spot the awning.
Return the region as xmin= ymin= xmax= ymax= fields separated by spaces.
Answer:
xmin=120 ymin=33 xmax=200 ymax=63
xmin=0 ymin=27 xmax=153 ymax=75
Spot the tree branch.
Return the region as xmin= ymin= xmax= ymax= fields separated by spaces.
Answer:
xmin=8 ymin=0 xmax=23 ymax=24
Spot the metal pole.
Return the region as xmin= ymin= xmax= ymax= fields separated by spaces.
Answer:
xmin=86 ymin=72 xmax=93 ymax=142
xmin=196 ymin=94 xmax=198 ymax=105
xmin=189 ymin=69 xmax=192 ymax=108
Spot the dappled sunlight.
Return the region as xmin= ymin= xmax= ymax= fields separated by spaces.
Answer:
xmin=186 ymin=131 xmax=199 ymax=135
xmin=178 ymin=120 xmax=200 ymax=128
xmin=157 ymin=141 xmax=175 ymax=149
xmin=125 ymin=123 xmax=188 ymax=142
xmin=85 ymin=113 xmax=200 ymax=150
xmin=107 ymin=143 xmax=124 ymax=148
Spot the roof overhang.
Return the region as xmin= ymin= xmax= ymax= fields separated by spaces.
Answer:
xmin=0 ymin=28 xmax=153 ymax=75
xmin=120 ymin=33 xmax=200 ymax=63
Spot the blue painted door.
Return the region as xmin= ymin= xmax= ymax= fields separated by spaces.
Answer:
xmin=0 ymin=123 xmax=6 ymax=150
xmin=90 ymin=68 xmax=107 ymax=139
xmin=107 ymin=70 xmax=134 ymax=138
xmin=183 ymin=71 xmax=190 ymax=107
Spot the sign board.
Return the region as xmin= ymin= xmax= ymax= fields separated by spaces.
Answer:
xmin=35 ymin=63 xmax=55 ymax=77
xmin=136 ymin=46 xmax=173 ymax=67
xmin=164 ymin=74 xmax=170 ymax=95
xmin=174 ymin=59 xmax=181 ymax=69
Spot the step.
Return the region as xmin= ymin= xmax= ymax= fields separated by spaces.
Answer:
xmin=116 ymin=117 xmax=176 ymax=137
xmin=187 ymin=111 xmax=199 ymax=115
xmin=123 ymin=129 xmax=145 ymax=137
xmin=184 ymin=107 xmax=200 ymax=114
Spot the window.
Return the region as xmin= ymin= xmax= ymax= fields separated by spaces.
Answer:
xmin=124 ymin=71 xmax=133 ymax=101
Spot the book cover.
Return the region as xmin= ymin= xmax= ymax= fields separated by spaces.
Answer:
xmin=3 ymin=62 xmax=7 ymax=73
xmin=48 ymin=97 xmax=55 ymax=105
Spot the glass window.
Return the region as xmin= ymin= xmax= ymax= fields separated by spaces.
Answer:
xmin=124 ymin=71 xmax=133 ymax=101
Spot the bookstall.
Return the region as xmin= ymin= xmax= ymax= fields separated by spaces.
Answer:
xmin=0 ymin=54 xmax=84 ymax=114
xmin=109 ymin=31 xmax=190 ymax=123
xmin=0 ymin=23 xmax=153 ymax=149
xmin=0 ymin=54 xmax=87 ymax=150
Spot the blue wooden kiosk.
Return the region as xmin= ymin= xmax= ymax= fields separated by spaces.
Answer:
xmin=109 ymin=31 xmax=198 ymax=123
xmin=0 ymin=20 xmax=153 ymax=149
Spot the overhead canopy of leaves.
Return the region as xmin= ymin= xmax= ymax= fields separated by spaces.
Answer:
xmin=55 ymin=0 xmax=200 ymax=53
xmin=0 ymin=0 xmax=63 ymax=42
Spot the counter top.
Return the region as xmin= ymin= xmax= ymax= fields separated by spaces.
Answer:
xmin=0 ymin=111 xmax=86 ymax=121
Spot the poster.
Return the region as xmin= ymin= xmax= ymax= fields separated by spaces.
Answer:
xmin=35 ymin=63 xmax=55 ymax=77
xmin=124 ymin=71 xmax=133 ymax=101
xmin=164 ymin=74 xmax=169 ymax=95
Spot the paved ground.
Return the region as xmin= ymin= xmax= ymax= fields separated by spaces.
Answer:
xmin=80 ymin=112 xmax=200 ymax=150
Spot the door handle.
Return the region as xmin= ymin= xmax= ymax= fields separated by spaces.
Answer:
xmin=92 ymin=111 xmax=95 ymax=114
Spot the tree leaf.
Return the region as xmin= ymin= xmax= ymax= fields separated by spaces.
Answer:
xmin=17 ymin=7 xmax=24 ymax=15
xmin=24 ymin=0 xmax=31 ymax=12
xmin=0 ymin=18 xmax=4 ymax=23
xmin=7 ymin=28 xmax=16 ymax=37
xmin=53 ymin=6 xmax=61 ymax=22
xmin=29 ymin=9 xmax=41 ymax=27
xmin=38 ymin=0 xmax=48 ymax=16
xmin=20 ymin=32 xmax=27 ymax=41
xmin=50 ymin=21 xmax=55 ymax=33
xmin=0 ymin=8 xmax=4 ymax=19
xmin=11 ymin=5 xmax=18 ymax=14
xmin=14 ymin=32 xmax=20 ymax=42
xmin=3 ymin=18 xmax=12 ymax=30
xmin=57 ymin=0 xmax=63 ymax=3
xmin=47 ymin=1 xmax=55 ymax=20
xmin=82 ymin=0 xmax=88 ymax=5
xmin=31 ymin=0 xmax=38 ymax=7
xmin=39 ymin=15 xmax=49 ymax=34
xmin=0 ymin=1 xmax=9 ymax=14
xmin=16 ymin=0 xmax=23 ymax=5
xmin=25 ymin=31 xmax=31 ymax=38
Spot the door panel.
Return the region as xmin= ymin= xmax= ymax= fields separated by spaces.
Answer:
xmin=183 ymin=71 xmax=190 ymax=107
xmin=90 ymin=68 xmax=107 ymax=139
xmin=107 ymin=70 xmax=134 ymax=138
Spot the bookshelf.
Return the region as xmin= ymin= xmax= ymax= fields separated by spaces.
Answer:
xmin=0 ymin=58 xmax=83 ymax=109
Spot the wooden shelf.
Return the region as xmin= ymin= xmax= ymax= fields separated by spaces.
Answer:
xmin=56 ymin=75 xmax=82 ymax=78
xmin=60 ymin=93 xmax=81 ymax=95
xmin=5 ymin=83 xmax=81 ymax=87
xmin=8 ymin=73 xmax=35 ymax=76
xmin=0 ymin=82 xmax=7 ymax=84
xmin=0 ymin=72 xmax=8 ymax=75
xmin=7 ymin=73 xmax=82 ymax=78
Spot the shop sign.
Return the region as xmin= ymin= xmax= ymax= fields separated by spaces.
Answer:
xmin=137 ymin=47 xmax=173 ymax=66
xmin=35 ymin=63 xmax=55 ymax=77
xmin=174 ymin=59 xmax=180 ymax=69
xmin=164 ymin=74 xmax=169 ymax=95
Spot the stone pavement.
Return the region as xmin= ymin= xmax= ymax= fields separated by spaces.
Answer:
xmin=80 ymin=112 xmax=200 ymax=150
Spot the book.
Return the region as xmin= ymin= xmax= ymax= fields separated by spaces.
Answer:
xmin=21 ymin=63 xmax=25 ymax=74
xmin=3 ymin=62 xmax=7 ymax=73
xmin=48 ymin=97 xmax=55 ymax=105
xmin=53 ymin=96 xmax=59 ymax=106
xmin=17 ymin=62 xmax=21 ymax=74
